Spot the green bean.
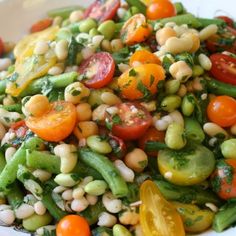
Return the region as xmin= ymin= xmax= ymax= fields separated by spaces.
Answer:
xmin=154 ymin=180 xmax=221 ymax=206
xmin=24 ymin=137 xmax=44 ymax=151
xmin=125 ymin=0 xmax=146 ymax=15
xmin=197 ymin=17 xmax=226 ymax=28
xmin=79 ymin=199 xmax=106 ymax=225
xmin=78 ymin=148 xmax=128 ymax=198
xmin=213 ymin=202 xmax=236 ymax=232
xmin=0 ymin=104 xmax=22 ymax=113
xmin=7 ymin=182 xmax=24 ymax=209
xmin=47 ymin=6 xmax=84 ymax=19
xmin=206 ymin=78 xmax=236 ymax=98
xmin=19 ymin=72 xmax=78 ymax=97
xmin=145 ymin=141 xmax=167 ymax=152
xmin=98 ymin=20 xmax=116 ymax=40
xmin=26 ymin=150 xmax=102 ymax=179
xmin=0 ymin=145 xmax=26 ymax=192
xmin=174 ymin=2 xmax=186 ymax=15
xmin=23 ymin=213 xmax=53 ymax=232
xmin=184 ymin=118 xmax=205 ymax=143
xmin=156 ymin=14 xmax=202 ymax=28
xmin=0 ymin=152 xmax=6 ymax=173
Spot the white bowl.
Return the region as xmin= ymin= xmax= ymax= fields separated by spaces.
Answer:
xmin=0 ymin=0 xmax=235 ymax=235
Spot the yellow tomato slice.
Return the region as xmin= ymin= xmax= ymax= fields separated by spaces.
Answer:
xmin=140 ymin=180 xmax=185 ymax=236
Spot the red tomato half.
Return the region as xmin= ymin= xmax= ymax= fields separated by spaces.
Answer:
xmin=78 ymin=52 xmax=115 ymax=89
xmin=211 ymin=159 xmax=236 ymax=200
xmin=84 ymin=0 xmax=120 ymax=22
xmin=216 ymin=16 xmax=234 ymax=27
xmin=210 ymin=53 xmax=236 ymax=85
xmin=0 ymin=37 xmax=4 ymax=57
xmin=106 ymin=102 xmax=152 ymax=140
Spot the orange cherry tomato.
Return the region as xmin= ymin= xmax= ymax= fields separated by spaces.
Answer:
xmin=56 ymin=215 xmax=91 ymax=236
xmin=26 ymin=101 xmax=77 ymax=142
xmin=30 ymin=18 xmax=53 ymax=33
xmin=140 ymin=180 xmax=185 ymax=236
xmin=207 ymin=95 xmax=236 ymax=127
xmin=146 ymin=0 xmax=176 ymax=20
xmin=129 ymin=49 xmax=161 ymax=67
xmin=118 ymin=64 xmax=165 ymax=100
xmin=120 ymin=14 xmax=152 ymax=45
xmin=138 ymin=127 xmax=165 ymax=156
xmin=211 ymin=159 xmax=236 ymax=200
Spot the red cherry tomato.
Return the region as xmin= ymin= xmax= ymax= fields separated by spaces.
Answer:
xmin=84 ymin=0 xmax=120 ymax=22
xmin=56 ymin=215 xmax=90 ymax=236
xmin=108 ymin=134 xmax=127 ymax=159
xmin=216 ymin=16 xmax=234 ymax=27
xmin=211 ymin=159 xmax=236 ymax=200
xmin=106 ymin=102 xmax=152 ymax=140
xmin=138 ymin=127 xmax=165 ymax=156
xmin=78 ymin=52 xmax=115 ymax=89
xmin=0 ymin=37 xmax=4 ymax=57
xmin=210 ymin=53 xmax=236 ymax=85
xmin=30 ymin=18 xmax=53 ymax=33
xmin=207 ymin=95 xmax=236 ymax=127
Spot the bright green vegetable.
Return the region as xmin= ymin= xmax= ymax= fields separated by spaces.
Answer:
xmin=98 ymin=20 xmax=116 ymax=40
xmin=87 ymin=135 xmax=112 ymax=154
xmin=181 ymin=94 xmax=195 ymax=116
xmin=78 ymin=148 xmax=128 ymax=197
xmin=184 ymin=118 xmax=205 ymax=143
xmin=84 ymin=180 xmax=108 ymax=196
xmin=145 ymin=141 xmax=167 ymax=152
xmin=89 ymin=28 xmax=100 ymax=37
xmin=213 ymin=202 xmax=236 ymax=232
xmin=174 ymin=2 xmax=186 ymax=15
xmin=221 ymin=139 xmax=236 ymax=159
xmin=92 ymin=227 xmax=113 ymax=236
xmin=22 ymin=213 xmax=53 ymax=231
xmin=54 ymin=173 xmax=80 ymax=187
xmin=125 ymin=0 xmax=146 ymax=15
xmin=47 ymin=6 xmax=84 ymax=19
xmin=7 ymin=182 xmax=24 ymax=209
xmin=0 ymin=104 xmax=22 ymax=113
xmin=0 ymin=152 xmax=6 ymax=173
xmin=0 ymin=79 xmax=7 ymax=95
xmin=24 ymin=137 xmax=44 ymax=151
xmin=197 ymin=17 xmax=226 ymax=27
xmin=113 ymin=224 xmax=132 ymax=236
xmin=79 ymin=18 xmax=97 ymax=33
xmin=161 ymin=95 xmax=182 ymax=112
xmin=165 ymin=80 xmax=180 ymax=95
xmin=192 ymin=65 xmax=204 ymax=77
xmin=56 ymin=28 xmax=73 ymax=41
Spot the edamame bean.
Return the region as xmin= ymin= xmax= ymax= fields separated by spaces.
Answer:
xmin=165 ymin=80 xmax=180 ymax=94
xmin=161 ymin=95 xmax=182 ymax=112
xmin=221 ymin=139 xmax=236 ymax=159
xmin=84 ymin=180 xmax=107 ymax=196
xmin=113 ymin=224 xmax=132 ymax=236
xmin=181 ymin=94 xmax=195 ymax=116
xmin=54 ymin=173 xmax=80 ymax=187
xmin=89 ymin=28 xmax=100 ymax=37
xmin=192 ymin=65 xmax=204 ymax=77
xmin=98 ymin=20 xmax=116 ymax=40
xmin=87 ymin=135 xmax=112 ymax=154
xmin=79 ymin=18 xmax=97 ymax=33
xmin=165 ymin=122 xmax=186 ymax=150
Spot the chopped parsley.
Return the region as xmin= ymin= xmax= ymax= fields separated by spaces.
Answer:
xmin=129 ymin=68 xmax=138 ymax=77
xmin=137 ymin=80 xmax=152 ymax=101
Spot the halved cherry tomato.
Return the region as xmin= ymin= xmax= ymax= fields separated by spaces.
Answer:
xmin=106 ymin=102 xmax=152 ymax=140
xmin=121 ymin=14 xmax=152 ymax=45
xmin=108 ymin=134 xmax=127 ymax=159
xmin=139 ymin=127 xmax=165 ymax=156
xmin=146 ymin=0 xmax=176 ymax=20
xmin=211 ymin=159 xmax=236 ymax=200
xmin=129 ymin=49 xmax=161 ymax=67
xmin=118 ymin=64 xmax=165 ymax=100
xmin=84 ymin=0 xmax=120 ymax=22
xmin=0 ymin=37 xmax=4 ymax=57
xmin=26 ymin=101 xmax=77 ymax=142
xmin=216 ymin=16 xmax=234 ymax=27
xmin=207 ymin=95 xmax=236 ymax=127
xmin=210 ymin=53 xmax=236 ymax=85
xmin=30 ymin=18 xmax=53 ymax=33
xmin=140 ymin=180 xmax=185 ymax=236
xmin=78 ymin=52 xmax=115 ymax=89
xmin=56 ymin=215 xmax=90 ymax=236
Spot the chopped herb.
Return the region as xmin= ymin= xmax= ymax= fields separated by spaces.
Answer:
xmin=41 ymin=78 xmax=53 ymax=96
xmin=8 ymin=72 xmax=19 ymax=82
xmin=112 ymin=114 xmax=122 ymax=125
xmin=55 ymin=104 xmax=64 ymax=112
xmin=71 ymin=89 xmax=81 ymax=96
xmin=137 ymin=80 xmax=152 ymax=101
xmin=129 ymin=68 xmax=137 ymax=77
xmin=70 ymin=173 xmax=81 ymax=182
xmin=149 ymin=75 xmax=155 ymax=87
xmin=175 ymin=52 xmax=194 ymax=67
xmin=112 ymin=47 xmax=131 ymax=64
xmin=162 ymin=55 xmax=173 ymax=72
xmin=138 ymin=160 xmax=148 ymax=168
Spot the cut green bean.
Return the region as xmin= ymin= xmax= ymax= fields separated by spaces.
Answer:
xmin=197 ymin=17 xmax=226 ymax=28
xmin=174 ymin=2 xmax=186 ymax=15
xmin=0 ymin=145 xmax=26 ymax=192
xmin=145 ymin=141 xmax=167 ymax=152
xmin=184 ymin=118 xmax=205 ymax=143
xmin=125 ymin=0 xmax=146 ymax=15
xmin=19 ymin=72 xmax=78 ymax=97
xmin=7 ymin=182 xmax=24 ymax=209
xmin=24 ymin=137 xmax=44 ymax=151
xmin=78 ymin=148 xmax=128 ymax=197
xmin=0 ymin=104 xmax=22 ymax=113
xmin=47 ymin=6 xmax=84 ymax=19
xmin=0 ymin=152 xmax=6 ymax=173
xmin=213 ymin=202 xmax=236 ymax=232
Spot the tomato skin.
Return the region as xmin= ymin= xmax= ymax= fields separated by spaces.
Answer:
xmin=26 ymin=101 xmax=77 ymax=142
xmin=108 ymin=134 xmax=127 ymax=159
xmin=84 ymin=0 xmax=120 ymax=22
xmin=0 ymin=37 xmax=4 ymax=57
xmin=56 ymin=215 xmax=91 ymax=236
xmin=146 ymin=0 xmax=176 ymax=20
xmin=211 ymin=159 xmax=236 ymax=200
xmin=78 ymin=52 xmax=115 ymax=89
xmin=121 ymin=14 xmax=152 ymax=45
xmin=30 ymin=18 xmax=53 ymax=33
xmin=210 ymin=53 xmax=236 ymax=85
xmin=138 ymin=127 xmax=165 ymax=156
xmin=216 ymin=16 xmax=234 ymax=27
xmin=207 ymin=95 xmax=236 ymax=127
xmin=106 ymin=102 xmax=152 ymax=140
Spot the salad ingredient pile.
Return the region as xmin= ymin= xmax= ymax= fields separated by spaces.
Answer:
xmin=0 ymin=0 xmax=235 ymax=235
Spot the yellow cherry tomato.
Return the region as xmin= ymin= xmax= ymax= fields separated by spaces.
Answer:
xmin=140 ymin=180 xmax=185 ymax=236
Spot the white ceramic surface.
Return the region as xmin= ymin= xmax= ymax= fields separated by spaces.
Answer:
xmin=0 ymin=0 xmax=235 ymax=235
